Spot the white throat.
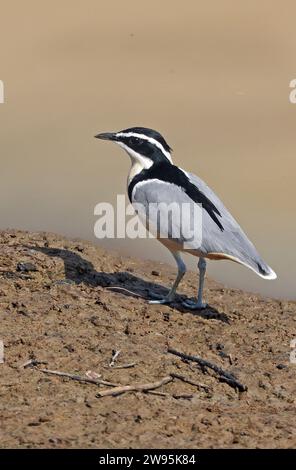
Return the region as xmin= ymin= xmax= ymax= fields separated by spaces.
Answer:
xmin=117 ymin=142 xmax=154 ymax=185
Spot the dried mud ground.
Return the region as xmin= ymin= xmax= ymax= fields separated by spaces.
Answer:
xmin=0 ymin=230 xmax=295 ymax=449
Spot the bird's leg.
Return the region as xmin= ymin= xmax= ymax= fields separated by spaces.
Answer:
xmin=149 ymin=252 xmax=186 ymax=305
xmin=183 ymin=257 xmax=208 ymax=310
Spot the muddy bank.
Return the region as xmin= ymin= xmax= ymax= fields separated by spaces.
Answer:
xmin=0 ymin=230 xmax=295 ymax=448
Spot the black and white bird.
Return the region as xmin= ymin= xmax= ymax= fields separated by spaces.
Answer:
xmin=95 ymin=127 xmax=276 ymax=309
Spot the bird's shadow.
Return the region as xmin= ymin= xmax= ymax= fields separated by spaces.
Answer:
xmin=26 ymin=245 xmax=229 ymax=323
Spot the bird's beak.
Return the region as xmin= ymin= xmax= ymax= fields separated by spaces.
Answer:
xmin=94 ymin=132 xmax=117 ymax=141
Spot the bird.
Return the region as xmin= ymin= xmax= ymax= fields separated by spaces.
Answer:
xmin=95 ymin=127 xmax=276 ymax=309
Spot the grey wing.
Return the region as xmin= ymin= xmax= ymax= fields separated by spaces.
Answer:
xmin=132 ymin=175 xmax=276 ymax=279
xmin=132 ymin=179 xmax=204 ymax=249
xmin=185 ymin=170 xmax=276 ymax=278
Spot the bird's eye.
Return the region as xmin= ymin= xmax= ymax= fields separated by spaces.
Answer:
xmin=130 ymin=137 xmax=141 ymax=145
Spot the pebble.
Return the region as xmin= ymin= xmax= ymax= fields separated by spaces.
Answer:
xmin=16 ymin=262 xmax=37 ymax=272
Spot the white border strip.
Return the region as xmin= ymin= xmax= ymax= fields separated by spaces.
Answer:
xmin=116 ymin=132 xmax=172 ymax=162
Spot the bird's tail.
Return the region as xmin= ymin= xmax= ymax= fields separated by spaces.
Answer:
xmin=253 ymin=259 xmax=277 ymax=280
xmin=228 ymin=254 xmax=277 ymax=280
xmin=222 ymin=231 xmax=277 ymax=280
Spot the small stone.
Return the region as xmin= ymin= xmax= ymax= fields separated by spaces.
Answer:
xmin=16 ymin=262 xmax=37 ymax=272
xmin=28 ymin=421 xmax=41 ymax=427
xmin=276 ymin=363 xmax=287 ymax=370
xmin=151 ymin=270 xmax=160 ymax=276
xmin=218 ymin=350 xmax=228 ymax=359
xmin=163 ymin=312 xmax=170 ymax=322
xmin=17 ymin=306 xmax=30 ymax=316
xmin=49 ymin=437 xmax=61 ymax=445
xmin=90 ymin=315 xmax=101 ymax=327
xmin=258 ymin=380 xmax=270 ymax=390
xmin=201 ymin=417 xmax=211 ymax=426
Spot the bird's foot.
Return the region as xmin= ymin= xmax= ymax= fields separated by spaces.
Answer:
xmin=148 ymin=299 xmax=173 ymax=305
xmin=182 ymin=299 xmax=208 ymax=310
xmin=148 ymin=291 xmax=175 ymax=305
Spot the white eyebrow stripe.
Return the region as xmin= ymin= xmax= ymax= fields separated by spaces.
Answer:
xmin=116 ymin=132 xmax=172 ymax=162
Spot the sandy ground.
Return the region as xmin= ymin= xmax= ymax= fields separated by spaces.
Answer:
xmin=0 ymin=229 xmax=295 ymax=448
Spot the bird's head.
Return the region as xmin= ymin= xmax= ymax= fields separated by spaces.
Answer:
xmin=95 ymin=127 xmax=173 ymax=167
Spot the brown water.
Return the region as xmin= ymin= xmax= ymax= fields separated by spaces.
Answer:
xmin=0 ymin=1 xmax=295 ymax=299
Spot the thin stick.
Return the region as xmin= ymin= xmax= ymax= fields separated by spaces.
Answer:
xmin=105 ymin=286 xmax=145 ymax=298
xmin=22 ymin=359 xmax=48 ymax=369
xmin=170 ymin=373 xmax=210 ymax=392
xmin=146 ymin=390 xmax=169 ymax=397
xmin=110 ymin=363 xmax=136 ymax=369
xmin=96 ymin=376 xmax=173 ymax=397
xmin=109 ymin=350 xmax=121 ymax=367
xmin=36 ymin=368 xmax=118 ymax=387
xmin=168 ymin=348 xmax=247 ymax=392
xmin=173 ymin=393 xmax=194 ymax=400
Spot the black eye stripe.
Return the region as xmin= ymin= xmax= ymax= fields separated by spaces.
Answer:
xmin=120 ymin=127 xmax=172 ymax=153
xmin=118 ymin=134 xmax=171 ymax=163
xmin=130 ymin=137 xmax=141 ymax=145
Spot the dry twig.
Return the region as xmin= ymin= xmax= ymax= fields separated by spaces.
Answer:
xmin=0 ymin=268 xmax=9 ymax=273
xmin=168 ymin=347 xmax=247 ymax=392
xmin=30 ymin=365 xmax=212 ymax=399
xmin=110 ymin=363 xmax=136 ymax=370
xmin=96 ymin=376 xmax=173 ymax=397
xmin=173 ymin=393 xmax=194 ymax=400
xmin=170 ymin=373 xmax=210 ymax=393
xmin=85 ymin=370 xmax=102 ymax=380
xmin=105 ymin=286 xmax=145 ymax=298
xmin=109 ymin=350 xmax=121 ymax=367
xmin=36 ymin=368 xmax=118 ymax=387
xmin=21 ymin=359 xmax=48 ymax=368
xmin=146 ymin=390 xmax=169 ymax=397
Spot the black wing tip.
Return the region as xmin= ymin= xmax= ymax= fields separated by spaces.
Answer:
xmin=257 ymin=263 xmax=266 ymax=276
xmin=212 ymin=213 xmax=224 ymax=231
xmin=257 ymin=262 xmax=277 ymax=279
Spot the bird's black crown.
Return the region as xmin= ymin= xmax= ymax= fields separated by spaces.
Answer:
xmin=120 ymin=127 xmax=172 ymax=153
xmin=95 ymin=126 xmax=172 ymax=163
